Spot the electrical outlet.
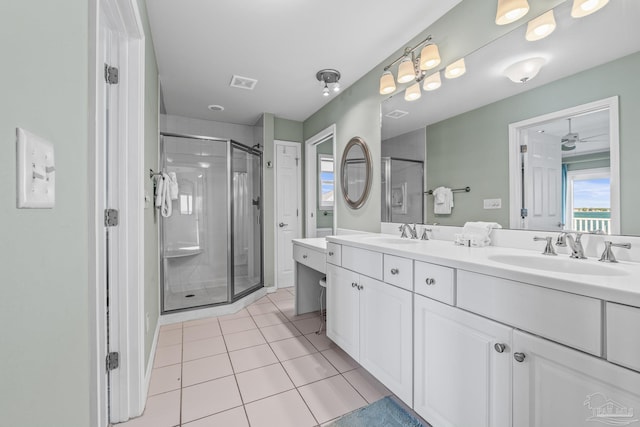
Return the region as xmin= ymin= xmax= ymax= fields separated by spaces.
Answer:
xmin=484 ymin=198 xmax=502 ymax=209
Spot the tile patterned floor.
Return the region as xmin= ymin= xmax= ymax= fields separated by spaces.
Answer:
xmin=118 ymin=287 xmax=391 ymax=427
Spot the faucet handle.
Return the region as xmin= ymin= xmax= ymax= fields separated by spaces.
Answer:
xmin=599 ymin=241 xmax=632 ymax=263
xmin=534 ymin=236 xmax=557 ymax=256
xmin=420 ymin=227 xmax=432 ymax=241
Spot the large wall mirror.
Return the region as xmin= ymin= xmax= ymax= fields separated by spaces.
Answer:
xmin=342 ymin=136 xmax=373 ymax=209
xmin=381 ymin=0 xmax=640 ymax=236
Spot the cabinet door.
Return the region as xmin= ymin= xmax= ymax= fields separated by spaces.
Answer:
xmin=513 ymin=330 xmax=640 ymax=427
xmin=359 ymin=276 xmax=413 ymax=405
xmin=326 ymin=264 xmax=360 ymax=360
xmin=414 ymin=295 xmax=512 ymax=427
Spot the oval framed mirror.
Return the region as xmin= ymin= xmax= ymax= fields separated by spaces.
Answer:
xmin=341 ymin=136 xmax=372 ymax=209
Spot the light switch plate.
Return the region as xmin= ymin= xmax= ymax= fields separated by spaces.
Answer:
xmin=483 ymin=198 xmax=502 ymax=209
xmin=16 ymin=128 xmax=55 ymax=208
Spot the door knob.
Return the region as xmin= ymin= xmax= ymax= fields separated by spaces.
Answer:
xmin=279 ymin=222 xmax=288 ymax=227
xmin=494 ymin=343 xmax=506 ymax=353
xmin=514 ymin=352 xmax=526 ymax=363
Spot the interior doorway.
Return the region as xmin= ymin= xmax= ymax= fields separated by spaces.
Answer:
xmin=305 ymin=125 xmax=337 ymax=238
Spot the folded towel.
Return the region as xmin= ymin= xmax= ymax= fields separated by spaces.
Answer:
xmin=433 ymin=187 xmax=454 ymax=214
xmin=157 ymin=172 xmax=173 ymax=218
xmin=458 ymin=221 xmax=502 ymax=246
xmin=168 ymin=172 xmax=179 ymax=200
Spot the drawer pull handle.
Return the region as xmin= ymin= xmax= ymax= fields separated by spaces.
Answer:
xmin=494 ymin=343 xmax=506 ymax=353
xmin=390 ymin=268 xmax=399 ymax=275
xmin=328 ymin=251 xmax=334 ymax=256
xmin=425 ymin=278 xmax=436 ymax=286
xmin=514 ymin=352 xmax=526 ymax=363
xmin=302 ymin=254 xmax=308 ymax=259
xmin=352 ymin=282 xmax=358 ymax=288
xmin=358 ymin=284 xmax=363 ymax=290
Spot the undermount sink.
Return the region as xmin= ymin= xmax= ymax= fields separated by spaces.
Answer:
xmin=488 ymin=254 xmax=628 ymax=277
xmin=365 ymin=236 xmax=423 ymax=245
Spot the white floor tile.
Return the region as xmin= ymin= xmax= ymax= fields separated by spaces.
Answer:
xmin=181 ymin=376 xmax=242 ymax=424
xmin=182 ymin=353 xmax=233 ymax=387
xmin=235 ymin=363 xmax=295 ymax=403
xmin=321 ymin=347 xmax=359 ymax=373
xmin=183 ymin=322 xmax=222 ymax=343
xmin=260 ymin=322 xmax=301 ymax=342
xmin=298 ymin=375 xmax=367 ymax=424
xmin=220 ymin=316 xmax=257 ymax=335
xmin=183 ymin=336 xmax=227 ymax=362
xmin=269 ymin=336 xmax=318 ymax=362
xmin=244 ymin=389 xmax=316 ymax=427
xmin=118 ymin=390 xmax=180 ymax=427
xmin=281 ymin=353 xmax=338 ymax=387
xmin=153 ymin=344 xmax=182 ymax=368
xmin=229 ymin=344 xmax=278 ymax=373
xmin=343 ymin=367 xmax=391 ymax=403
xmin=223 ymin=328 xmax=267 ymax=352
xmin=148 ymin=364 xmax=181 ymax=396
xmin=182 ymin=406 xmax=248 ymax=427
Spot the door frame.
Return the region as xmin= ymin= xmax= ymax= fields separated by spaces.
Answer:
xmin=273 ymin=140 xmax=302 ymax=288
xmin=89 ymin=0 xmax=146 ymax=425
xmin=508 ymin=96 xmax=620 ymax=234
xmin=304 ymin=124 xmax=337 ymax=237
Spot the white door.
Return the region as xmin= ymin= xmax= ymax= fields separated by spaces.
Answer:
xmin=414 ymin=295 xmax=512 ymax=427
xmin=275 ymin=141 xmax=300 ymax=288
xmin=524 ymin=131 xmax=563 ymax=230
xmin=359 ymin=276 xmax=413 ymax=405
xmin=513 ymin=330 xmax=640 ymax=427
xmin=326 ymin=265 xmax=360 ymax=360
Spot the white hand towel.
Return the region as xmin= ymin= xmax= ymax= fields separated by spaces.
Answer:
xmin=168 ymin=172 xmax=179 ymax=200
xmin=154 ymin=175 xmax=164 ymax=208
xmin=433 ymin=187 xmax=454 ymax=214
xmin=460 ymin=221 xmax=502 ymax=246
xmin=159 ymin=173 xmax=172 ymax=218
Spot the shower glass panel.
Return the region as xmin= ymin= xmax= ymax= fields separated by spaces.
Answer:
xmin=381 ymin=157 xmax=424 ymax=224
xmin=160 ymin=134 xmax=263 ymax=313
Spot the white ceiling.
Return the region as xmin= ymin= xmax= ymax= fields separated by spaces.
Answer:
xmin=382 ymin=0 xmax=640 ymax=140
xmin=145 ymin=0 xmax=462 ymax=126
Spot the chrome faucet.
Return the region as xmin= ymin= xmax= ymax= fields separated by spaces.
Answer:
xmin=599 ymin=241 xmax=632 ymax=263
xmin=399 ymin=223 xmax=418 ymax=239
xmin=420 ymin=227 xmax=432 ymax=241
xmin=556 ymin=230 xmax=604 ymax=259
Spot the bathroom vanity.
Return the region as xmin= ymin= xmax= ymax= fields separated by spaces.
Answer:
xmin=325 ymin=233 xmax=640 ymax=427
xmin=291 ymin=238 xmax=327 ymax=315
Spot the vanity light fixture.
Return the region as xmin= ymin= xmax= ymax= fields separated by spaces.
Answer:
xmin=503 ymin=57 xmax=546 ymax=83
xmin=379 ymin=71 xmax=397 ymax=95
xmin=495 ymin=0 xmax=530 ymax=25
xmin=571 ymin=0 xmax=609 ymax=18
xmin=419 ymin=44 xmax=441 ymax=70
xmin=526 ymin=10 xmax=556 ymax=41
xmin=422 ymin=72 xmax=442 ymax=91
xmin=397 ymin=57 xmax=416 ymax=84
xmin=445 ymin=58 xmax=466 ymax=79
xmin=404 ymin=82 xmax=422 ymax=101
xmin=316 ymin=69 xmax=341 ymax=97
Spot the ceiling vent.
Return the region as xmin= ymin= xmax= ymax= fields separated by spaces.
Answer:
xmin=385 ymin=110 xmax=409 ymax=119
xmin=230 ymin=75 xmax=258 ymax=90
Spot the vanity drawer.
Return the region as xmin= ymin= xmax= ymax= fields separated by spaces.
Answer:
xmin=326 ymin=243 xmax=342 ymax=266
xmin=383 ymin=254 xmax=413 ymax=291
xmin=342 ymin=245 xmax=383 ymax=280
xmin=607 ymin=302 xmax=640 ymax=372
xmin=293 ymin=245 xmax=326 ymax=274
xmin=414 ymin=261 xmax=455 ymax=305
xmin=457 ymin=270 xmax=602 ymax=356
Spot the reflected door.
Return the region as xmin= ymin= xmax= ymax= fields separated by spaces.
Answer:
xmin=524 ymin=131 xmax=562 ymax=230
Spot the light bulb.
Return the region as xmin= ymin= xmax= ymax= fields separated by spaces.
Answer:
xmin=495 ymin=0 xmax=530 ymax=25
xmin=322 ymin=84 xmax=330 ymax=97
xmin=422 ymin=72 xmax=441 ymax=91
xmin=526 ymin=10 xmax=556 ymax=41
xmin=420 ymin=44 xmax=441 ymax=71
xmin=404 ymin=82 xmax=421 ymax=101
xmin=397 ymin=57 xmax=416 ymax=84
xmin=571 ymin=0 xmax=609 ymax=17
xmin=379 ymin=71 xmax=396 ymax=95
xmin=333 ymin=82 xmax=340 ymax=92
xmin=445 ymin=58 xmax=466 ymax=79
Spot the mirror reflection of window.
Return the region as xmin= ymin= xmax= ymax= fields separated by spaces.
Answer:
xmin=566 ymin=169 xmax=611 ymax=234
xmin=180 ymin=193 xmax=193 ymax=215
xmin=318 ymin=154 xmax=334 ymax=210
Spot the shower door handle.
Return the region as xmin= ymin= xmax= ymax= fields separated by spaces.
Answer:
xmin=279 ymin=222 xmax=288 ymax=228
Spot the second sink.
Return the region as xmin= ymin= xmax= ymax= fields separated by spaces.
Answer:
xmin=488 ymin=254 xmax=628 ymax=276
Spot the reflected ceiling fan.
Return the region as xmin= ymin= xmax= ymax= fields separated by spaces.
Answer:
xmin=561 ymin=118 xmax=607 ymax=151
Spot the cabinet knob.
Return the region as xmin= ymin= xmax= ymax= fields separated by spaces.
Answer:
xmin=514 ymin=352 xmax=526 ymax=363
xmin=390 ymin=268 xmax=399 ymax=275
xmin=328 ymin=251 xmax=334 ymax=256
xmin=351 ymin=282 xmax=358 ymax=288
xmin=425 ymin=278 xmax=436 ymax=286
xmin=494 ymin=343 xmax=506 ymax=353
xmin=302 ymin=254 xmax=308 ymax=259
xmin=358 ymin=284 xmax=363 ymax=290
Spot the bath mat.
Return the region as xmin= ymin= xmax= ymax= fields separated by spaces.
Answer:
xmin=326 ymin=396 xmax=425 ymax=427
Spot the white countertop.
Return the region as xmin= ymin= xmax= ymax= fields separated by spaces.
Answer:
xmin=327 ymin=234 xmax=640 ymax=307
xmin=292 ymin=237 xmax=327 ymax=252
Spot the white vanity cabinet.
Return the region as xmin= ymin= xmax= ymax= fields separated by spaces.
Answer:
xmin=326 ymin=259 xmax=413 ymax=405
xmin=414 ymin=295 xmax=512 ymax=427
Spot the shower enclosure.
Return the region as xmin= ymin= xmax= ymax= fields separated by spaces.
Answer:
xmin=160 ymin=133 xmax=263 ymax=313
xmin=381 ymin=157 xmax=424 ymax=224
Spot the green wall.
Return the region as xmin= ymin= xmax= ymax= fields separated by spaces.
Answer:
xmin=0 ymin=1 xmax=90 ymax=425
xmin=302 ymin=0 xmax=563 ymax=232
xmin=426 ymin=52 xmax=640 ymax=234
xmin=274 ymin=117 xmax=304 ymax=142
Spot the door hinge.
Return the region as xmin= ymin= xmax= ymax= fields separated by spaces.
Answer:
xmin=104 ymin=64 xmax=119 ymax=85
xmin=104 ymin=209 xmax=119 ymax=227
xmin=106 ymin=352 xmax=119 ymax=371
xmin=297 ymin=209 xmax=299 ymax=217
xmin=520 ymin=144 xmax=528 ymax=153
xmin=295 ymin=157 xmax=299 ymax=166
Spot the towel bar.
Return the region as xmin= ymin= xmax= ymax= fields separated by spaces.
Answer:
xmin=425 ymin=186 xmax=470 ymax=195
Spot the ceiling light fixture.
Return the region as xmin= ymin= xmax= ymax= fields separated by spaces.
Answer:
xmin=397 ymin=57 xmax=416 ymax=84
xmin=419 ymin=44 xmax=441 ymax=71
xmin=571 ymin=0 xmax=609 ymax=18
xmin=422 ymin=72 xmax=442 ymax=91
xmin=526 ymin=10 xmax=556 ymax=41
xmin=379 ymin=71 xmax=396 ymax=95
xmin=445 ymin=58 xmax=466 ymax=79
xmin=495 ymin=0 xmax=530 ymax=25
xmin=503 ymin=57 xmax=546 ymax=83
xmin=404 ymin=82 xmax=422 ymax=101
xmin=316 ymin=69 xmax=341 ymax=97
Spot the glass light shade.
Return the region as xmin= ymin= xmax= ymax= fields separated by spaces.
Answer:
xmin=503 ymin=57 xmax=546 ymax=83
xmin=526 ymin=10 xmax=556 ymax=41
xmin=404 ymin=82 xmax=421 ymax=101
xmin=571 ymin=0 xmax=609 ymax=18
xmin=379 ymin=71 xmax=396 ymax=95
xmin=322 ymin=85 xmax=330 ymax=96
xmin=422 ymin=72 xmax=442 ymax=91
xmin=397 ymin=57 xmax=416 ymax=84
xmin=495 ymin=0 xmax=530 ymax=25
xmin=420 ymin=44 xmax=441 ymax=70
xmin=445 ymin=58 xmax=466 ymax=79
